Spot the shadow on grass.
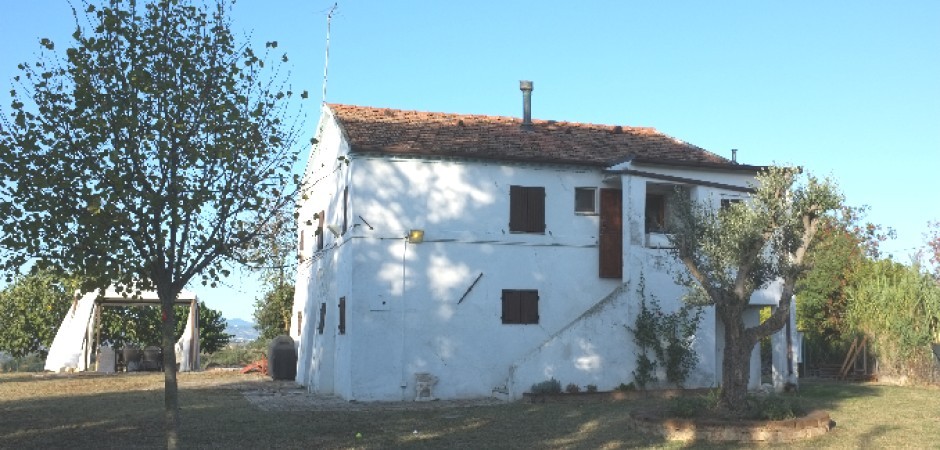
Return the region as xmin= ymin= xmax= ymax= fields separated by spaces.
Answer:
xmin=0 ymin=375 xmax=918 ymax=449
xmin=0 ymin=376 xmax=672 ymax=449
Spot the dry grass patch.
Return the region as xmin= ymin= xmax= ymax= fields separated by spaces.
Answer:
xmin=1 ymin=372 xmax=938 ymax=449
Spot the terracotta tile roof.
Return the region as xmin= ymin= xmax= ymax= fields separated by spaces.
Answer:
xmin=327 ymin=103 xmax=734 ymax=168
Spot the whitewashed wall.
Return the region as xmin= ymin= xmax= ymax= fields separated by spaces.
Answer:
xmin=292 ymin=109 xmax=790 ymax=400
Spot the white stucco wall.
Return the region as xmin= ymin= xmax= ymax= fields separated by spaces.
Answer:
xmin=292 ymin=109 xmax=792 ymax=401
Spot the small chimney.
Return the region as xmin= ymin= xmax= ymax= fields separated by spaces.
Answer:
xmin=519 ymin=80 xmax=533 ymax=128
xmin=731 ymin=148 xmax=738 ymax=164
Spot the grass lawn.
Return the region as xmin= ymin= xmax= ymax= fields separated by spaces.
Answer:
xmin=1 ymin=371 xmax=938 ymax=449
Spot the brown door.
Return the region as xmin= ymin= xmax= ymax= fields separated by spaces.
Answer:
xmin=599 ymin=188 xmax=622 ymax=278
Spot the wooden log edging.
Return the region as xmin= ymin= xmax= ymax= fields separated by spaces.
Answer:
xmin=628 ymin=409 xmax=833 ymax=443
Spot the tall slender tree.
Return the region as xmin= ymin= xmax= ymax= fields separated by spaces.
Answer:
xmin=667 ymin=167 xmax=841 ymax=410
xmin=0 ymin=0 xmax=304 ymax=446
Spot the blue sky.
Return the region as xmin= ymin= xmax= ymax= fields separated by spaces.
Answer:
xmin=2 ymin=1 xmax=938 ymax=321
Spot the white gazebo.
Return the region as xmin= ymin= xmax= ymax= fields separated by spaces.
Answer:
xmin=44 ymin=287 xmax=201 ymax=372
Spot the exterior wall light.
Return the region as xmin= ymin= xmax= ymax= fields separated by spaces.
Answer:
xmin=407 ymin=229 xmax=424 ymax=244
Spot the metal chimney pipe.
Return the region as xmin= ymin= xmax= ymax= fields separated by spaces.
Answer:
xmin=731 ymin=148 xmax=738 ymax=164
xmin=519 ymin=80 xmax=533 ymax=128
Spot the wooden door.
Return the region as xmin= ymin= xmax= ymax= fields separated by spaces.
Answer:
xmin=599 ymin=188 xmax=623 ymax=278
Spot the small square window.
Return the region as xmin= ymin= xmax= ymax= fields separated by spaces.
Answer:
xmin=721 ymin=198 xmax=742 ymax=210
xmin=574 ymin=188 xmax=597 ymax=214
xmin=502 ymin=289 xmax=539 ymax=324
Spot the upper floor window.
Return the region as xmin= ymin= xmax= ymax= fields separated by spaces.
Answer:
xmin=574 ymin=187 xmax=597 ymax=214
xmin=509 ymin=185 xmax=545 ymax=233
xmin=502 ymin=289 xmax=539 ymax=324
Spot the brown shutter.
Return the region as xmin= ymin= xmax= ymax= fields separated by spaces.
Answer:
xmin=502 ymin=290 xmax=521 ymax=323
xmin=599 ymin=188 xmax=623 ymax=278
xmin=509 ymin=185 xmax=526 ymax=232
xmin=338 ymin=297 xmax=346 ymax=334
xmin=527 ymin=187 xmax=545 ymax=233
xmin=520 ymin=290 xmax=539 ymax=324
xmin=342 ymin=186 xmax=349 ymax=234
xmin=317 ymin=210 xmax=325 ymax=250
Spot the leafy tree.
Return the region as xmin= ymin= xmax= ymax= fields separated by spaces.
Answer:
xmin=926 ymin=220 xmax=940 ymax=281
xmin=0 ymin=1 xmax=302 ymax=446
xmin=844 ymin=259 xmax=940 ymax=381
xmin=253 ymin=283 xmax=294 ymax=340
xmin=667 ymin=167 xmax=841 ymax=410
xmin=99 ymin=301 xmax=231 ymax=354
xmin=0 ymin=268 xmax=75 ymax=358
xmin=796 ymin=206 xmax=894 ymax=364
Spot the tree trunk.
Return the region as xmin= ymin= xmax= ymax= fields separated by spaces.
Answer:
xmin=718 ymin=304 xmax=756 ymax=411
xmin=160 ymin=295 xmax=180 ymax=449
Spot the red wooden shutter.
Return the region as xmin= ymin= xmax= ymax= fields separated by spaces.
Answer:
xmin=599 ymin=188 xmax=623 ymax=278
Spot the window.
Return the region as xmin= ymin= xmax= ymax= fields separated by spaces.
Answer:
xmin=501 ymin=289 xmax=539 ymax=324
xmin=338 ymin=297 xmax=346 ymax=335
xmin=721 ymin=198 xmax=742 ymax=210
xmin=296 ymin=311 xmax=303 ymax=335
xmin=342 ymin=186 xmax=349 ymax=234
xmin=574 ymin=187 xmax=597 ymax=214
xmin=509 ymin=186 xmax=545 ymax=233
xmin=317 ymin=303 xmax=326 ymax=334
xmin=316 ymin=210 xmax=325 ymax=251
xmin=645 ymin=194 xmax=666 ymax=233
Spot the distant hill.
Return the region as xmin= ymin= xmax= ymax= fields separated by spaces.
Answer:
xmin=225 ymin=318 xmax=259 ymax=343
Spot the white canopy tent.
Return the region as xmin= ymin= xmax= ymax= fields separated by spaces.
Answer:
xmin=44 ymin=287 xmax=200 ymax=372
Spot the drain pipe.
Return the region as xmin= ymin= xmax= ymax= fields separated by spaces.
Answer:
xmin=400 ymin=237 xmax=409 ymax=400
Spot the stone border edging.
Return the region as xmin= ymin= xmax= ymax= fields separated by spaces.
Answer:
xmin=628 ymin=408 xmax=832 ymax=443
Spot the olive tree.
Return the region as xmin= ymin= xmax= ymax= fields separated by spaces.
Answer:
xmin=667 ymin=166 xmax=841 ymax=410
xmin=0 ymin=0 xmax=303 ymax=446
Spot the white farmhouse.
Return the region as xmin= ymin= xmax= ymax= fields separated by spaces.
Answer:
xmin=291 ymin=83 xmax=799 ymax=401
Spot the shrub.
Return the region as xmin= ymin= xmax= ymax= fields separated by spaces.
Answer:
xmin=530 ymin=378 xmax=561 ymax=394
xmin=627 ymin=276 xmax=703 ymax=388
xmin=586 ymin=384 xmax=598 ymax=393
xmin=617 ymin=382 xmax=636 ymax=392
xmin=564 ymin=383 xmax=581 ymax=394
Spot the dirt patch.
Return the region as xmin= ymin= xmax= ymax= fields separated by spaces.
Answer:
xmin=628 ymin=408 xmax=833 ymax=443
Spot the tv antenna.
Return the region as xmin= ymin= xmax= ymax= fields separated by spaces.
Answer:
xmin=321 ymin=3 xmax=338 ymax=104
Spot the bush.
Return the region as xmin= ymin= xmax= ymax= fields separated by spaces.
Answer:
xmin=530 ymin=378 xmax=562 ymax=394
xmin=617 ymin=382 xmax=636 ymax=392
xmin=667 ymin=390 xmax=807 ymax=421
xmin=564 ymin=383 xmax=581 ymax=394
xmin=586 ymin=384 xmax=598 ymax=393
xmin=627 ymin=276 xmax=703 ymax=388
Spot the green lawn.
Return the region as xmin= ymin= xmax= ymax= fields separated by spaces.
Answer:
xmin=1 ymin=371 xmax=938 ymax=449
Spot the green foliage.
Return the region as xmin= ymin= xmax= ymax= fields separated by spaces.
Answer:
xmin=844 ymin=259 xmax=940 ymax=381
xmin=0 ymin=268 xmax=75 ymax=358
xmin=201 ymin=340 xmax=266 ymax=369
xmin=796 ymin=206 xmax=895 ymax=363
xmin=628 ymin=277 xmax=703 ymax=388
xmin=529 ymin=378 xmax=562 ymax=395
xmin=0 ymin=353 xmax=46 ymax=372
xmin=666 ymin=166 xmax=841 ymax=409
xmin=0 ymin=0 xmax=301 ymax=320
xmin=253 ymin=283 xmax=294 ymax=340
xmin=668 ymin=390 xmax=806 ymax=421
xmin=98 ymin=301 xmax=230 ymax=354
xmin=617 ymin=382 xmax=637 ymax=392
xmin=586 ymin=384 xmax=598 ymax=393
